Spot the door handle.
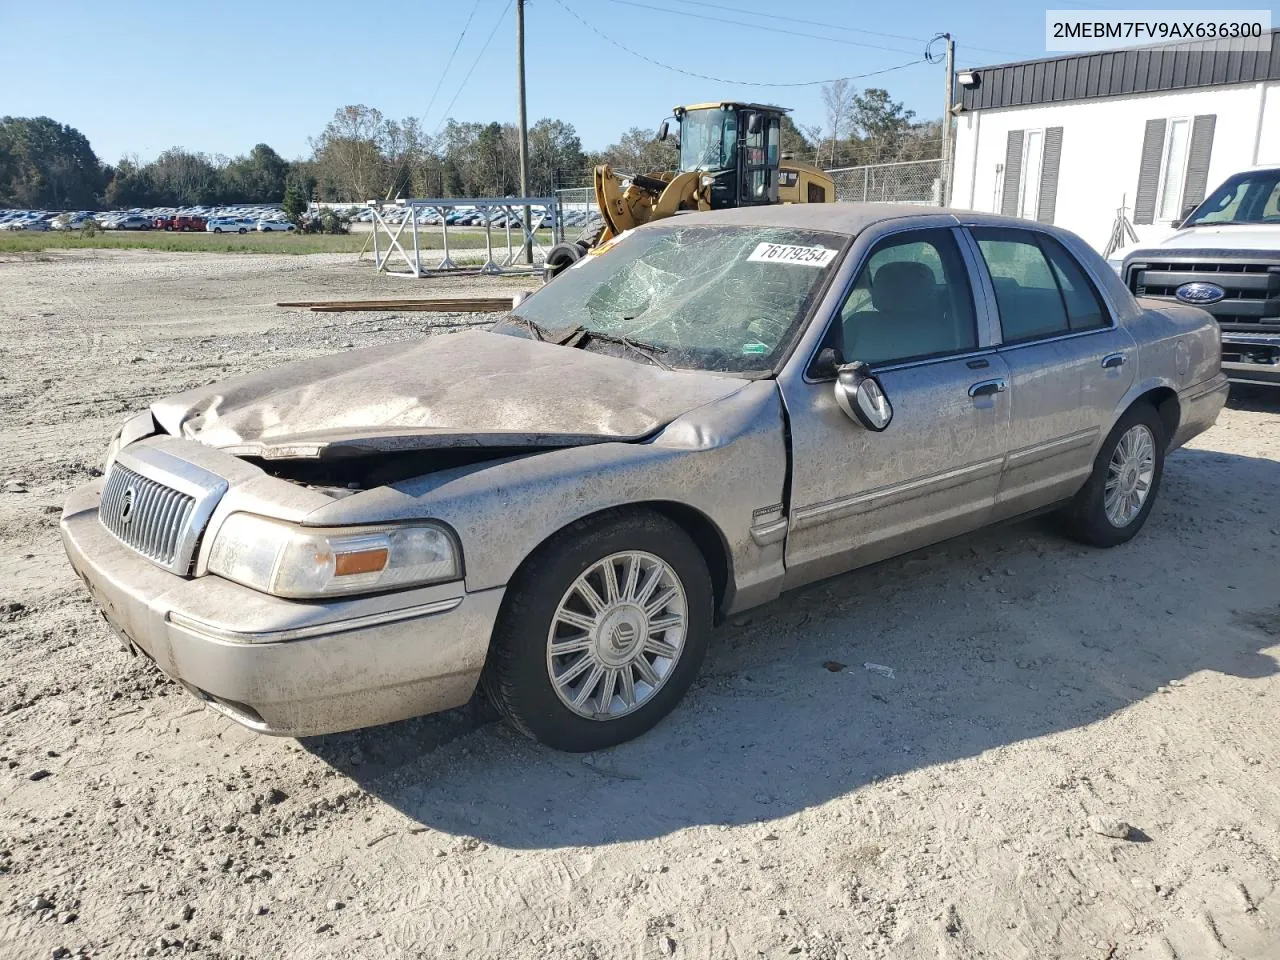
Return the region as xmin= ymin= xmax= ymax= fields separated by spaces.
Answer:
xmin=968 ymin=378 xmax=1007 ymax=398
xmin=1102 ymin=353 xmax=1127 ymax=369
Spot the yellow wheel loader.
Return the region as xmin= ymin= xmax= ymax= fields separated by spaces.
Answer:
xmin=545 ymin=102 xmax=835 ymax=278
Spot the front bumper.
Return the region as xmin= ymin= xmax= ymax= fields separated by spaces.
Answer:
xmin=60 ymin=481 xmax=502 ymax=736
xmin=1221 ymin=333 xmax=1280 ymax=387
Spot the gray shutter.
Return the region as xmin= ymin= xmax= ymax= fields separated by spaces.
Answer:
xmin=1001 ymin=130 xmax=1023 ymax=217
xmin=1133 ymin=118 xmax=1166 ymax=225
xmin=1181 ymin=114 xmax=1217 ymax=211
xmin=1036 ymin=126 xmax=1063 ymax=224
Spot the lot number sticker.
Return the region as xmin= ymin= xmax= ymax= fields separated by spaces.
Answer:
xmin=747 ymin=242 xmax=838 ymax=267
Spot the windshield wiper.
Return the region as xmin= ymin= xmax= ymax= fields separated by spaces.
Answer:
xmin=573 ymin=327 xmax=672 ymax=370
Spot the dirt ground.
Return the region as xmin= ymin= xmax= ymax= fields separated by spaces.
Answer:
xmin=1 ymin=249 xmax=1278 ymax=960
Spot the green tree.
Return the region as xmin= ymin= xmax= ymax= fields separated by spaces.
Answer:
xmin=223 ymin=143 xmax=289 ymax=203
xmin=779 ymin=115 xmax=814 ymax=162
xmin=849 ymin=88 xmax=917 ymax=163
xmin=282 ymin=170 xmax=316 ymax=219
xmin=528 ymin=118 xmax=585 ymax=193
xmin=310 ymin=104 xmax=395 ymax=201
xmin=102 ymin=155 xmax=154 ymax=207
xmin=593 ymin=127 xmax=677 ymax=175
xmin=0 ymin=116 xmax=106 ymax=208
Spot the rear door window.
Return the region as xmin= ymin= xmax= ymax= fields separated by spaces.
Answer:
xmin=972 ymin=227 xmax=1111 ymax=339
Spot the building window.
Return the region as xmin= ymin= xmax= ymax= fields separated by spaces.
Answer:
xmin=1018 ymin=130 xmax=1044 ymax=220
xmin=1156 ymin=118 xmax=1191 ymax=221
xmin=1134 ymin=114 xmax=1216 ymax=226
xmin=1000 ymin=127 xmax=1063 ymax=224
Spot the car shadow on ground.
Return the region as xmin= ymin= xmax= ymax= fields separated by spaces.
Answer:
xmin=301 ymin=447 xmax=1280 ymax=849
xmin=1227 ymin=383 xmax=1280 ymax=413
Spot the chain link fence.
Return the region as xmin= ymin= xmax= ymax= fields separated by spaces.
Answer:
xmin=554 ymin=158 xmax=947 ymax=227
xmin=825 ymin=158 xmax=946 ymax=205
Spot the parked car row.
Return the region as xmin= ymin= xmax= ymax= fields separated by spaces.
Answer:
xmin=0 ymin=203 xmax=295 ymax=233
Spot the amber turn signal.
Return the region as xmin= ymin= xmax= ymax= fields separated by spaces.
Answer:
xmin=333 ymin=548 xmax=389 ymax=577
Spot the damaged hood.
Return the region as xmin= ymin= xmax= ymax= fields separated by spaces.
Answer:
xmin=150 ymin=330 xmax=749 ymax=458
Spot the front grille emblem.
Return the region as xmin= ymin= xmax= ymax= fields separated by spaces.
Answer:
xmin=1175 ymin=281 xmax=1226 ymax=305
xmin=119 ymin=486 xmax=136 ymax=524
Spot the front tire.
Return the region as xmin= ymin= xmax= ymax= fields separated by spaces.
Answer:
xmin=1062 ymin=404 xmax=1165 ymax=547
xmin=238 ymin=227 xmax=247 ymax=234
xmin=482 ymin=509 xmax=713 ymax=752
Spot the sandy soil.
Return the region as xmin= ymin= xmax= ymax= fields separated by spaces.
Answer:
xmin=1 ymin=250 xmax=1278 ymax=960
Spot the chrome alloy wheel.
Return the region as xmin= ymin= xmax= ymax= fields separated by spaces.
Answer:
xmin=546 ymin=551 xmax=688 ymax=720
xmin=1104 ymin=424 xmax=1156 ymax=527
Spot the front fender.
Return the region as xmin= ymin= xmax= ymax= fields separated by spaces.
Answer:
xmin=303 ymin=381 xmax=790 ymax=614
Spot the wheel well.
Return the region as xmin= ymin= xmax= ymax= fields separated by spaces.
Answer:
xmin=644 ymin=501 xmax=732 ymax=622
xmin=513 ymin=502 xmax=734 ymax=623
xmin=1133 ymin=387 xmax=1180 ymax=445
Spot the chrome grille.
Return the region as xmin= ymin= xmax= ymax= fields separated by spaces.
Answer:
xmin=100 ymin=464 xmax=197 ymax=570
xmin=1126 ymin=258 xmax=1280 ymax=333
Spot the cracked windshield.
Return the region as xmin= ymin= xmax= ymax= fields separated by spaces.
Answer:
xmin=507 ymin=224 xmax=845 ymax=373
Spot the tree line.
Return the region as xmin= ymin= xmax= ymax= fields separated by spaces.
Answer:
xmin=0 ymin=86 xmax=938 ymax=210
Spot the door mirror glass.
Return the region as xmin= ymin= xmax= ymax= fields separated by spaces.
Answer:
xmin=746 ymin=112 xmax=762 ymax=136
xmin=834 ymin=361 xmax=893 ymax=431
xmin=658 ymin=120 xmax=670 ymax=142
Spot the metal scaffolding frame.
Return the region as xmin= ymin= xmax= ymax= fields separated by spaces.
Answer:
xmin=367 ymin=197 xmax=560 ymax=277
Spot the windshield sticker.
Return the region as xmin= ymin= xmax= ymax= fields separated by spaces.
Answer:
xmin=584 ymin=229 xmax=633 ymax=262
xmin=747 ymin=242 xmax=838 ymax=267
xmin=741 ymin=341 xmax=770 ymax=355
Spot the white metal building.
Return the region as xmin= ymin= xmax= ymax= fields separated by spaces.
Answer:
xmin=949 ymin=32 xmax=1280 ymax=252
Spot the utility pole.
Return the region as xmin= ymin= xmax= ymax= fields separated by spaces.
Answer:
xmin=516 ymin=0 xmax=532 ymax=263
xmin=941 ymin=33 xmax=955 ymax=206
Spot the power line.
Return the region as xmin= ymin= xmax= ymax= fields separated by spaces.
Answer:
xmin=422 ymin=0 xmax=484 ymax=131
xmin=433 ymin=0 xmax=516 ymax=138
xmin=607 ymin=0 xmax=1036 ymax=60
xmin=596 ymin=0 xmax=919 ymax=55
xmin=550 ymin=0 xmax=927 ymax=87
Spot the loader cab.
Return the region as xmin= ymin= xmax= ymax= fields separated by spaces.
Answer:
xmin=666 ymin=102 xmax=784 ymax=209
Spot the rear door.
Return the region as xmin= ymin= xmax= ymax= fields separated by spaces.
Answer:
xmin=965 ymin=226 xmax=1136 ymax=520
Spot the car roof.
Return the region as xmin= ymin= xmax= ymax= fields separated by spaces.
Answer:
xmin=648 ymin=202 xmax=1086 ymax=238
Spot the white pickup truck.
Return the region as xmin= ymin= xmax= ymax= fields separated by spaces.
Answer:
xmin=1114 ymin=166 xmax=1280 ymax=388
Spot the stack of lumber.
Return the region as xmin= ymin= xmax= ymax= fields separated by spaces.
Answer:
xmin=276 ymin=297 xmax=516 ymax=313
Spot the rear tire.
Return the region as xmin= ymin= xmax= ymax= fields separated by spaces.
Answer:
xmin=1061 ymin=404 xmax=1165 ymax=547
xmin=543 ymin=241 xmax=584 ymax=279
xmin=213 ymin=227 xmax=222 ymax=233
xmin=238 ymin=228 xmax=247 ymax=234
xmin=481 ymin=509 xmax=713 ymax=752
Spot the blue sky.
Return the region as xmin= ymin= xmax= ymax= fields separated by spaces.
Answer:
xmin=3 ymin=0 xmax=1275 ymax=163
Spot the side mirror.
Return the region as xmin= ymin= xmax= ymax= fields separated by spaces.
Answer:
xmin=658 ymin=120 xmax=669 ymax=142
xmin=811 ymin=345 xmax=842 ymax=380
xmin=747 ymin=112 xmax=762 ymax=135
xmin=834 ymin=361 xmax=893 ymax=431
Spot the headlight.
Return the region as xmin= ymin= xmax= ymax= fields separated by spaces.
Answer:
xmin=207 ymin=514 xmax=461 ymax=598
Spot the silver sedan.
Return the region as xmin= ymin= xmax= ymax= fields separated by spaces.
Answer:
xmin=61 ymin=204 xmax=1228 ymax=751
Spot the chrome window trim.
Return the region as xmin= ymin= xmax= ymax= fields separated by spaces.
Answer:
xmin=992 ymin=324 xmax=1121 ymax=354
